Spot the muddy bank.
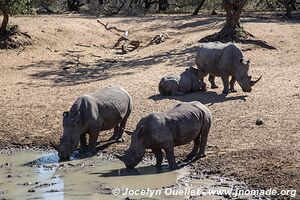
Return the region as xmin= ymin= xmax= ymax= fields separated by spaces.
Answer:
xmin=0 ymin=149 xmax=288 ymax=200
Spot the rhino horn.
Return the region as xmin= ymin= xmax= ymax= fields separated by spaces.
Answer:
xmin=114 ymin=153 xmax=124 ymax=161
xmin=50 ymin=142 xmax=60 ymax=152
xmin=250 ymin=76 xmax=262 ymax=86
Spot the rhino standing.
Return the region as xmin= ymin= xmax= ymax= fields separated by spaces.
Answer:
xmin=116 ymin=101 xmax=212 ymax=170
xmin=195 ymin=42 xmax=261 ymax=94
xmin=51 ymin=86 xmax=133 ymax=159
xmin=159 ymin=67 xmax=206 ymax=96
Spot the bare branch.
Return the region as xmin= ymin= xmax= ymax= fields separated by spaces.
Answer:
xmin=97 ymin=20 xmax=126 ymax=33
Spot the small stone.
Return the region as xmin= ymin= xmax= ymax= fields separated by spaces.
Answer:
xmin=23 ymin=182 xmax=32 ymax=186
xmin=255 ymin=118 xmax=264 ymax=125
xmin=28 ymin=189 xmax=35 ymax=192
xmin=7 ymin=174 xmax=12 ymax=178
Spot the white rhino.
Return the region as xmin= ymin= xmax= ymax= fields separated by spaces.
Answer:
xmin=116 ymin=101 xmax=212 ymax=170
xmin=159 ymin=67 xmax=206 ymax=96
xmin=51 ymin=86 xmax=133 ymax=159
xmin=196 ymin=42 xmax=261 ymax=94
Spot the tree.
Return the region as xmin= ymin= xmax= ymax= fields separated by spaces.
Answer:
xmin=144 ymin=0 xmax=152 ymax=11
xmin=278 ymin=0 xmax=296 ymax=18
xmin=0 ymin=0 xmax=32 ymax=35
xmin=158 ymin=0 xmax=169 ymax=11
xmin=200 ymin=0 xmax=252 ymax=42
xmin=67 ymin=0 xmax=84 ymax=11
xmin=192 ymin=0 xmax=206 ymax=15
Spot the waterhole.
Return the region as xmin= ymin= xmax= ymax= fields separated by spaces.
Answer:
xmin=0 ymin=150 xmax=259 ymax=200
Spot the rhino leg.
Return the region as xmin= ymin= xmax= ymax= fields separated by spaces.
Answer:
xmin=183 ymin=135 xmax=200 ymax=162
xmin=229 ymin=76 xmax=237 ymax=93
xmin=164 ymin=146 xmax=178 ymax=170
xmin=115 ymin=119 xmax=128 ymax=142
xmin=151 ymin=147 xmax=163 ymax=168
xmin=79 ymin=133 xmax=87 ymax=153
xmin=109 ymin=123 xmax=125 ymax=142
xmin=208 ymin=75 xmax=218 ymax=89
xmin=197 ymin=118 xmax=211 ymax=159
xmin=87 ymin=127 xmax=100 ymax=155
xmin=109 ymin=126 xmax=120 ymax=141
xmin=115 ymin=108 xmax=131 ymax=142
xmin=198 ymin=69 xmax=208 ymax=86
xmin=221 ymin=75 xmax=230 ymax=94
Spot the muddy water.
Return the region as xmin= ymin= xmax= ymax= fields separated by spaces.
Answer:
xmin=0 ymin=151 xmax=258 ymax=200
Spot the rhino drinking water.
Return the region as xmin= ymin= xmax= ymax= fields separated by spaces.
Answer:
xmin=195 ymin=42 xmax=261 ymax=94
xmin=51 ymin=86 xmax=133 ymax=159
xmin=116 ymin=101 xmax=212 ymax=169
xmin=159 ymin=66 xmax=206 ymax=96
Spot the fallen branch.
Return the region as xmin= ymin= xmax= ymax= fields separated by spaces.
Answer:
xmin=97 ymin=20 xmax=142 ymax=54
xmin=147 ymin=34 xmax=169 ymax=46
xmin=97 ymin=20 xmax=126 ymax=33
xmin=113 ymin=35 xmax=129 ymax=48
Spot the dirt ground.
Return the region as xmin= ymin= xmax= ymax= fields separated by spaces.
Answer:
xmin=0 ymin=14 xmax=299 ymax=198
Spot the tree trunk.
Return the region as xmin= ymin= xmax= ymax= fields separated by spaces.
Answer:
xmin=218 ymin=0 xmax=248 ymax=39
xmin=266 ymin=0 xmax=273 ymax=9
xmin=159 ymin=0 xmax=169 ymax=11
xmin=192 ymin=0 xmax=206 ymax=15
xmin=68 ymin=0 xmax=82 ymax=11
xmin=0 ymin=10 xmax=9 ymax=34
xmin=283 ymin=0 xmax=292 ymax=18
xmin=291 ymin=0 xmax=296 ymax=10
xmin=199 ymin=0 xmax=252 ymax=42
xmin=144 ymin=0 xmax=151 ymax=11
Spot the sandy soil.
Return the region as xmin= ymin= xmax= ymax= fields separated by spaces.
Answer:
xmin=0 ymin=14 xmax=299 ymax=198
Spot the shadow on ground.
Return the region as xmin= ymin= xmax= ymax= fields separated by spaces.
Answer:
xmin=149 ymin=91 xmax=247 ymax=106
xmin=93 ymin=165 xmax=172 ymax=177
xmin=16 ymin=46 xmax=199 ymax=86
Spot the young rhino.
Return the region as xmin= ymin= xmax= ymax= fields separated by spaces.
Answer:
xmin=159 ymin=67 xmax=206 ymax=96
xmin=116 ymin=101 xmax=212 ymax=170
xmin=51 ymin=86 xmax=133 ymax=159
xmin=196 ymin=42 xmax=261 ymax=94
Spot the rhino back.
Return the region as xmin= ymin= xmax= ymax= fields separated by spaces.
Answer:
xmin=196 ymin=42 xmax=241 ymax=76
xmin=78 ymin=86 xmax=132 ymax=130
xmin=164 ymin=102 xmax=208 ymax=146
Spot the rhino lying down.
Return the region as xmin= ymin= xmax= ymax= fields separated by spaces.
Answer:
xmin=116 ymin=101 xmax=212 ymax=170
xmin=159 ymin=67 xmax=206 ymax=96
xmin=196 ymin=42 xmax=261 ymax=94
xmin=51 ymin=86 xmax=133 ymax=159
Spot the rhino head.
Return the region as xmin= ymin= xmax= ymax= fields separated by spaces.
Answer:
xmin=236 ymin=58 xmax=262 ymax=92
xmin=115 ymin=124 xmax=147 ymax=169
xmin=51 ymin=111 xmax=83 ymax=159
xmin=186 ymin=66 xmax=201 ymax=78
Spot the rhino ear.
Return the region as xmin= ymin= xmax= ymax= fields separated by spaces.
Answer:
xmin=63 ymin=112 xmax=69 ymax=118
